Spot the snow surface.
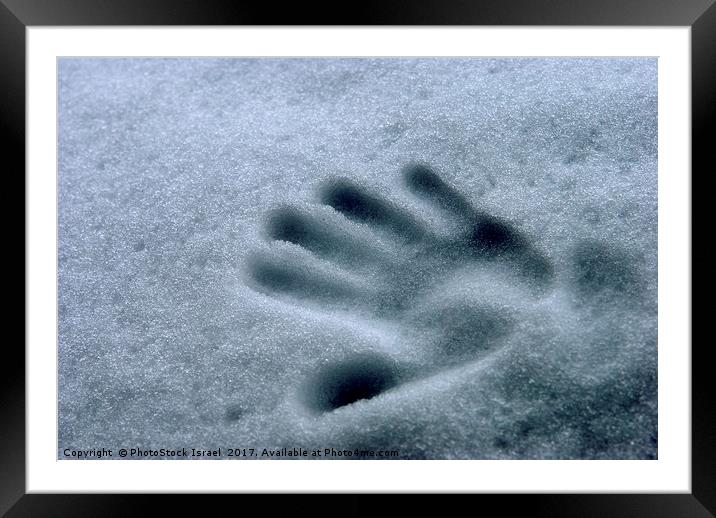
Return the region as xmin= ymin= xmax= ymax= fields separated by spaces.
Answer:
xmin=58 ymin=58 xmax=657 ymax=459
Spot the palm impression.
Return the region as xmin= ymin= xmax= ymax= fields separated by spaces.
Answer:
xmin=246 ymin=163 xmax=645 ymax=416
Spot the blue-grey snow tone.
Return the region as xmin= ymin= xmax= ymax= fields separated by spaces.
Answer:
xmin=58 ymin=58 xmax=657 ymax=459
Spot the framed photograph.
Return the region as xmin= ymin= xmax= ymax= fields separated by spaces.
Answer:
xmin=7 ymin=0 xmax=710 ymax=514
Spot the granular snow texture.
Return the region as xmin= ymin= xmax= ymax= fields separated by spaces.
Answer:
xmin=58 ymin=58 xmax=657 ymax=459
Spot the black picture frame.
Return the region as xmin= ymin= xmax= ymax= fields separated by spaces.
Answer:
xmin=5 ymin=0 xmax=710 ymax=515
